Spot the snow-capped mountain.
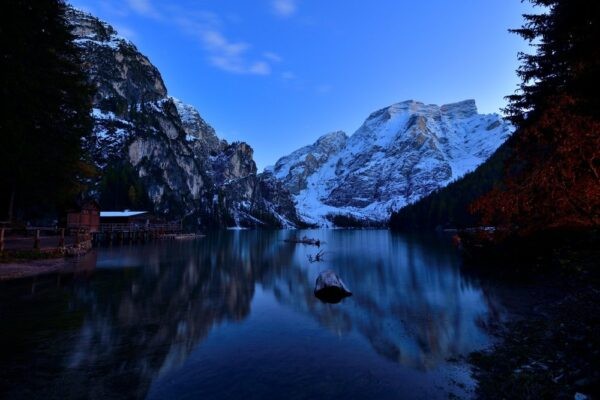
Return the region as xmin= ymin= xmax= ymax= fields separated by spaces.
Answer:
xmin=69 ymin=8 xmax=302 ymax=228
xmin=270 ymin=100 xmax=512 ymax=225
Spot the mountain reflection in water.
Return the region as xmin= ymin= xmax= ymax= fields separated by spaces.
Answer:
xmin=0 ymin=230 xmax=503 ymax=399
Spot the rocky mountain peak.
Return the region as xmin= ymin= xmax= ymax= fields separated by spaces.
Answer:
xmin=272 ymin=99 xmax=513 ymax=225
xmin=366 ymin=100 xmax=437 ymax=123
xmin=68 ymin=8 xmax=167 ymax=114
xmin=314 ymin=130 xmax=348 ymax=152
xmin=272 ymin=130 xmax=349 ymax=195
xmin=212 ymin=142 xmax=257 ymax=185
xmin=70 ymin=7 xmax=302 ymax=228
xmin=172 ymin=97 xmax=223 ymax=154
xmin=68 ymin=8 xmax=119 ymax=43
xmin=440 ymin=99 xmax=478 ymax=119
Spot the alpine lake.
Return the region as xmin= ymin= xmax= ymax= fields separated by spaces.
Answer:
xmin=0 ymin=230 xmax=509 ymax=399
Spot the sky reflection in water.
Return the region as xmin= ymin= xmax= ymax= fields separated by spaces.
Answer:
xmin=0 ymin=230 xmax=503 ymax=399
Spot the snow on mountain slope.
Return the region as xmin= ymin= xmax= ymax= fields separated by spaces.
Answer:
xmin=271 ymin=100 xmax=513 ymax=225
xmin=69 ymin=8 xmax=302 ymax=228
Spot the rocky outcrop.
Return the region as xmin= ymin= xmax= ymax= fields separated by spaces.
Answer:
xmin=271 ymin=100 xmax=513 ymax=225
xmin=270 ymin=131 xmax=348 ymax=194
xmin=68 ymin=8 xmax=301 ymax=228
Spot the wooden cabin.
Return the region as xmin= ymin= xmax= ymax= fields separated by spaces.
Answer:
xmin=67 ymin=200 xmax=100 ymax=232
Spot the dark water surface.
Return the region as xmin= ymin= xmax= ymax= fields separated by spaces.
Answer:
xmin=0 ymin=230 xmax=505 ymax=399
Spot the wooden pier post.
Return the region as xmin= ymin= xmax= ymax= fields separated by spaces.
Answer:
xmin=0 ymin=228 xmax=4 ymax=253
xmin=33 ymin=229 xmax=40 ymax=250
xmin=59 ymin=228 xmax=65 ymax=247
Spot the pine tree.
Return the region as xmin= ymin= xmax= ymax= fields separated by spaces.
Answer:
xmin=471 ymin=0 xmax=600 ymax=235
xmin=504 ymin=0 xmax=600 ymax=124
xmin=0 ymin=0 xmax=94 ymax=221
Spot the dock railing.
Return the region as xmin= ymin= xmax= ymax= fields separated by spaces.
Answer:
xmin=98 ymin=222 xmax=181 ymax=233
xmin=1 ymin=221 xmax=182 ymax=252
xmin=1 ymin=226 xmax=73 ymax=252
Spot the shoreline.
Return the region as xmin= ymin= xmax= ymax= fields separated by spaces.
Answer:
xmin=0 ymin=255 xmax=93 ymax=282
xmin=467 ymin=251 xmax=600 ymax=399
xmin=470 ymin=285 xmax=599 ymax=399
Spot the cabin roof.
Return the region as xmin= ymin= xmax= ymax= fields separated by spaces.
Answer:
xmin=100 ymin=211 xmax=148 ymax=218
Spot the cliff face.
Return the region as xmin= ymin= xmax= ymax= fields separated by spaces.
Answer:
xmin=68 ymin=8 xmax=302 ymax=227
xmin=270 ymin=100 xmax=513 ymax=225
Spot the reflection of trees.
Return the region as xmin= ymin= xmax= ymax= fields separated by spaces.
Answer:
xmin=60 ymin=231 xmax=296 ymax=399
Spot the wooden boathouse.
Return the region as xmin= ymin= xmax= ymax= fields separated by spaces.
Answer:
xmin=0 ymin=207 xmax=184 ymax=256
xmin=66 ymin=200 xmax=100 ymax=233
xmin=93 ymin=210 xmax=182 ymax=244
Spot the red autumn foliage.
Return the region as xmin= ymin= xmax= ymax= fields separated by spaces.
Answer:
xmin=470 ymin=0 xmax=600 ymax=238
xmin=471 ymin=95 xmax=600 ymax=235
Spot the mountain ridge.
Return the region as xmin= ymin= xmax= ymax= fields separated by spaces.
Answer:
xmin=270 ymin=99 xmax=513 ymax=226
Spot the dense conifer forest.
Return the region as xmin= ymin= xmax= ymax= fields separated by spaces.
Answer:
xmin=0 ymin=0 xmax=94 ymax=221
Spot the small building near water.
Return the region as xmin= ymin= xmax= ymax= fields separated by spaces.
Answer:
xmin=98 ymin=210 xmax=180 ymax=234
xmin=66 ymin=200 xmax=101 ymax=232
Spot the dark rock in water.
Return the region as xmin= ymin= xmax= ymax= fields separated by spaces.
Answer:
xmin=314 ymin=270 xmax=352 ymax=303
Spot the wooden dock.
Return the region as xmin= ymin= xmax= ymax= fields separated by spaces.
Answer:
xmin=91 ymin=222 xmax=183 ymax=245
xmin=0 ymin=221 xmax=186 ymax=257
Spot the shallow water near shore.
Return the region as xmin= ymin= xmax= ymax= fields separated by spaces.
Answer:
xmin=0 ymin=230 xmax=507 ymax=399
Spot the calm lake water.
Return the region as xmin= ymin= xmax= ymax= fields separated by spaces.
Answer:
xmin=0 ymin=230 xmax=505 ymax=399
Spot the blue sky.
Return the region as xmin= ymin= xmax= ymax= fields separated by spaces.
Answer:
xmin=70 ymin=0 xmax=535 ymax=169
